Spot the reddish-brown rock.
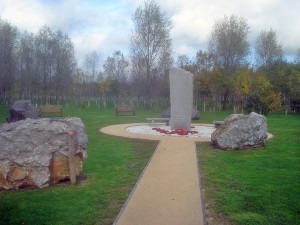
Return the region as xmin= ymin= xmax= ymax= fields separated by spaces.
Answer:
xmin=51 ymin=152 xmax=83 ymax=184
xmin=0 ymin=117 xmax=88 ymax=190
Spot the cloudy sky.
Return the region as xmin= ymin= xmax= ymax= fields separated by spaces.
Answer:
xmin=0 ymin=0 xmax=299 ymax=67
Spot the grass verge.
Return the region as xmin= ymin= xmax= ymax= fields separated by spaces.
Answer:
xmin=0 ymin=104 xmax=159 ymax=225
xmin=198 ymin=113 xmax=300 ymax=225
xmin=1 ymin=104 xmax=299 ymax=225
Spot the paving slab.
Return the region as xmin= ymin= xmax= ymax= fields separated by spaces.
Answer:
xmin=100 ymin=123 xmax=210 ymax=225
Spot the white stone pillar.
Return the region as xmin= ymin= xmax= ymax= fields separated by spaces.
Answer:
xmin=169 ymin=68 xmax=194 ymax=130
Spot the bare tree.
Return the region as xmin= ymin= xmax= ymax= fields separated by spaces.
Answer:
xmin=0 ymin=19 xmax=17 ymax=101
xmin=130 ymin=0 xmax=173 ymax=104
xmin=82 ymin=51 xmax=101 ymax=99
xmin=34 ymin=26 xmax=76 ymax=103
xmin=16 ymin=31 xmax=37 ymax=99
xmin=84 ymin=51 xmax=100 ymax=82
xmin=52 ymin=30 xmax=76 ymax=100
xmin=255 ymin=28 xmax=283 ymax=69
xmin=35 ymin=26 xmax=54 ymax=100
xmin=103 ymin=50 xmax=129 ymax=102
xmin=208 ymin=15 xmax=249 ymax=109
xmin=195 ymin=50 xmax=214 ymax=75
xmin=176 ymin=54 xmax=194 ymax=72
xmin=208 ymin=15 xmax=250 ymax=76
xmin=103 ymin=51 xmax=128 ymax=81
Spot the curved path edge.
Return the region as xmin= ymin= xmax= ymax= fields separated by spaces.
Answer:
xmin=100 ymin=123 xmax=273 ymax=225
xmin=101 ymin=123 xmax=210 ymax=225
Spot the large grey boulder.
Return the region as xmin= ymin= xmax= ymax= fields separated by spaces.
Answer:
xmin=160 ymin=106 xmax=200 ymax=120
xmin=6 ymin=100 xmax=41 ymax=123
xmin=0 ymin=117 xmax=88 ymax=190
xmin=211 ymin=112 xmax=268 ymax=150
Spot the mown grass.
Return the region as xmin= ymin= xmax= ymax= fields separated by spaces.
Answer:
xmin=198 ymin=113 xmax=300 ymax=225
xmin=0 ymin=104 xmax=299 ymax=225
xmin=0 ymin=104 xmax=160 ymax=225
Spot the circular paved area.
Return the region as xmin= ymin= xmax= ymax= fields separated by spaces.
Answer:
xmin=101 ymin=123 xmax=214 ymax=141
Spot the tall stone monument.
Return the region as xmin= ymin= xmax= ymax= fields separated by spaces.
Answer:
xmin=169 ymin=68 xmax=194 ymax=130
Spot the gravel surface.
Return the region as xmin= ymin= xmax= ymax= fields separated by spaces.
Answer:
xmin=125 ymin=125 xmax=215 ymax=138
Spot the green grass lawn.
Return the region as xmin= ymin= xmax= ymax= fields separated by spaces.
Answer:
xmin=0 ymin=104 xmax=299 ymax=225
xmin=198 ymin=113 xmax=300 ymax=225
xmin=0 ymin=104 xmax=160 ymax=225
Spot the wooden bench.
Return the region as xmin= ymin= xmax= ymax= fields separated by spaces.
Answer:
xmin=116 ymin=105 xmax=136 ymax=116
xmin=40 ymin=105 xmax=63 ymax=117
xmin=146 ymin=118 xmax=170 ymax=126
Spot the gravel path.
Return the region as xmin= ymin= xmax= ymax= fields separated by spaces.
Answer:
xmin=101 ymin=123 xmax=211 ymax=225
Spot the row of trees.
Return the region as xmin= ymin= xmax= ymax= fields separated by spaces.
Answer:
xmin=177 ymin=16 xmax=300 ymax=114
xmin=1 ymin=0 xmax=300 ymax=113
xmin=97 ymin=2 xmax=300 ymax=113
xmin=0 ymin=20 xmax=76 ymax=103
xmin=73 ymin=1 xmax=173 ymax=107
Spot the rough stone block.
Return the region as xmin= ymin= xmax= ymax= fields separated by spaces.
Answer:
xmin=0 ymin=117 xmax=88 ymax=190
xmin=6 ymin=100 xmax=41 ymax=123
xmin=211 ymin=112 xmax=268 ymax=150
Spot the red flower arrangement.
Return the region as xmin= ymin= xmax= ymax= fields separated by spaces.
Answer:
xmin=152 ymin=127 xmax=198 ymax=136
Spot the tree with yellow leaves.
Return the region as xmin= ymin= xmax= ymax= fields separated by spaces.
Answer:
xmin=245 ymin=73 xmax=281 ymax=115
xmin=233 ymin=68 xmax=251 ymax=112
xmin=98 ymin=73 xmax=112 ymax=108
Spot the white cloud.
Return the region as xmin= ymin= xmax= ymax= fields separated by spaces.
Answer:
xmin=0 ymin=0 xmax=48 ymax=32
xmin=0 ymin=0 xmax=299 ymax=65
xmin=163 ymin=0 xmax=300 ymax=58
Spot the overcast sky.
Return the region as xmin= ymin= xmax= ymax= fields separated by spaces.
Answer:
xmin=1 ymin=0 xmax=299 ymax=67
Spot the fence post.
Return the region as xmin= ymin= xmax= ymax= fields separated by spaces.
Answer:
xmin=68 ymin=130 xmax=76 ymax=185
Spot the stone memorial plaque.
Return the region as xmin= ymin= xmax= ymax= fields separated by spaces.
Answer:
xmin=169 ymin=68 xmax=194 ymax=130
